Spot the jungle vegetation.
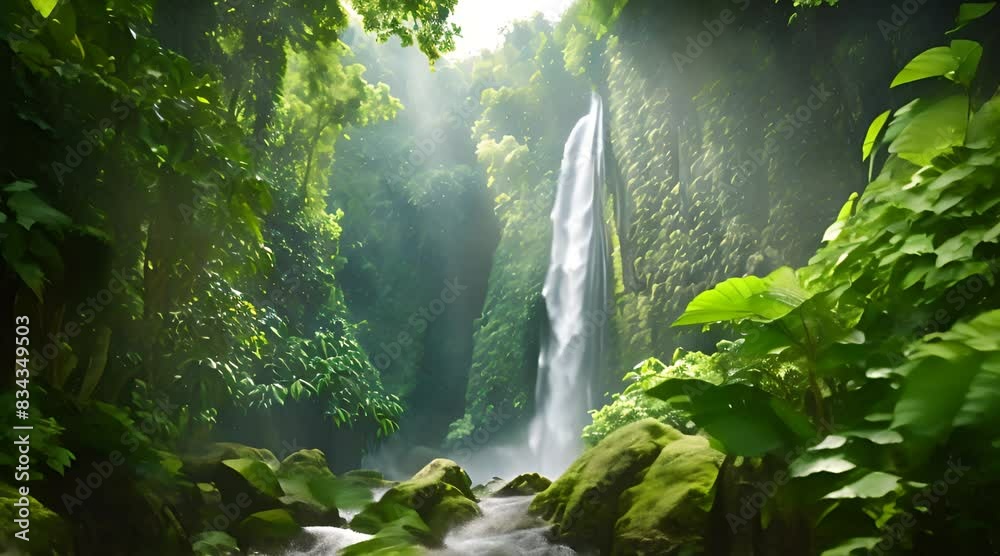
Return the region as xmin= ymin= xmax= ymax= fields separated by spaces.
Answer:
xmin=2 ymin=0 xmax=1000 ymax=554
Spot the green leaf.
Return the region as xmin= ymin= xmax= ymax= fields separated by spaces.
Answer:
xmin=820 ymin=537 xmax=882 ymax=556
xmin=789 ymin=452 xmax=857 ymax=477
xmin=649 ymin=381 xmax=813 ymax=456
xmin=3 ymin=181 xmax=37 ymax=192
xmin=950 ymin=40 xmax=983 ymax=86
xmin=672 ymin=266 xmax=813 ymax=327
xmin=862 ymin=111 xmax=891 ymax=161
xmin=824 ymin=471 xmax=901 ymax=499
xmin=823 ymin=192 xmax=860 ymax=242
xmin=840 ymin=429 xmax=904 ymax=445
xmin=890 ymin=46 xmax=959 ymax=88
xmin=10 ymin=260 xmax=46 ymax=300
xmin=893 ymin=311 xmax=1000 ymax=440
xmin=888 ymin=94 xmax=969 ymax=166
xmin=948 ymin=2 xmax=996 ymax=33
xmin=7 ymin=191 xmax=71 ymax=230
xmin=966 ymin=93 xmax=1000 ymax=149
xmin=29 ymin=0 xmax=58 ymax=18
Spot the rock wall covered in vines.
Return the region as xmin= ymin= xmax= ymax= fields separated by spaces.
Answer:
xmin=602 ymin=0 xmax=964 ymax=368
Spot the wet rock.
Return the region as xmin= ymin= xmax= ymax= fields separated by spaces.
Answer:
xmin=472 ymin=476 xmax=506 ymax=498
xmin=494 ymin=473 xmax=552 ymax=497
xmin=351 ymin=458 xmax=480 ymax=544
xmin=276 ymin=449 xmax=343 ymax=527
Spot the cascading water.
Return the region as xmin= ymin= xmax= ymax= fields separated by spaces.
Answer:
xmin=526 ymin=91 xmax=611 ymax=479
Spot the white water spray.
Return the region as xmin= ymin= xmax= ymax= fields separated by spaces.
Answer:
xmin=526 ymin=91 xmax=611 ymax=478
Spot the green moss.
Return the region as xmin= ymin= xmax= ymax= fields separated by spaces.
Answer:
xmin=0 ymin=483 xmax=72 ymax=555
xmin=494 ymin=473 xmax=552 ymax=497
xmin=351 ymin=458 xmax=479 ymax=544
xmin=275 ymin=449 xmax=344 ymax=527
xmin=613 ymin=435 xmax=724 ymax=555
xmin=530 ymin=418 xmax=681 ymax=552
xmin=181 ymin=442 xmax=280 ymax=480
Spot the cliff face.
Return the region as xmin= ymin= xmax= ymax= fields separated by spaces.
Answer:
xmin=602 ymin=0 xmax=965 ymax=370
xmin=456 ymin=0 xmax=978 ymax=445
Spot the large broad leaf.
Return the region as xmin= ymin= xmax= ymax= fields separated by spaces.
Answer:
xmin=888 ymin=94 xmax=969 ymax=166
xmin=890 ymin=40 xmax=983 ymax=88
xmin=29 ymin=0 xmax=58 ymax=17
xmin=789 ymin=451 xmax=857 ymax=477
xmin=824 ymin=471 xmax=901 ymax=499
xmin=648 ymin=381 xmax=813 ymax=456
xmin=890 ymin=46 xmax=960 ymax=88
xmin=892 ymin=311 xmax=1000 ymax=440
xmin=966 ymin=93 xmax=1000 ymax=149
xmin=862 ymin=110 xmax=891 ymax=162
xmin=6 ymin=191 xmax=71 ymax=230
xmin=820 ymin=537 xmax=882 ymax=556
xmin=672 ymin=266 xmax=813 ymax=326
xmin=950 ymin=40 xmax=984 ymax=86
xmin=948 ymin=2 xmax=996 ymax=33
xmin=222 ymin=458 xmax=284 ymax=498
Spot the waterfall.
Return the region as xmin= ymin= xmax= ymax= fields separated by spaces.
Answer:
xmin=526 ymin=91 xmax=611 ymax=479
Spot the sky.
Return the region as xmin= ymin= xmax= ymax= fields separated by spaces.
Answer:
xmin=447 ymin=0 xmax=576 ymax=58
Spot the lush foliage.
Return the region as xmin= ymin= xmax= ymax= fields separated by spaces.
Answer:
xmin=644 ymin=7 xmax=1000 ymax=552
xmin=1 ymin=0 xmax=456 ymax=551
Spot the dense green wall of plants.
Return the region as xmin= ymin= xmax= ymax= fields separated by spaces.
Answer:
xmin=600 ymin=0 xmax=970 ymax=370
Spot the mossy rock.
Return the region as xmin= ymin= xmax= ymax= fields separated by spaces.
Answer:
xmin=471 ymin=476 xmax=506 ymax=498
xmin=0 ymin=484 xmax=73 ymax=555
xmin=530 ymin=419 xmax=683 ymax=552
xmin=276 ymin=449 xmax=344 ymax=527
xmin=494 ymin=473 xmax=551 ymax=497
xmin=232 ymin=508 xmax=301 ymax=552
xmin=351 ymin=458 xmax=479 ymax=544
xmin=278 ymin=449 xmax=332 ymax=480
xmin=613 ymin=435 xmax=724 ymax=555
xmin=409 ymin=458 xmax=476 ymax=500
xmin=342 ymin=469 xmax=392 ymax=487
xmin=181 ymin=443 xmax=287 ymax=517
xmin=181 ymin=442 xmax=280 ymax=480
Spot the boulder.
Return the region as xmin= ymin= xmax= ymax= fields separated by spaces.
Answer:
xmin=342 ymin=469 xmax=394 ymax=488
xmin=494 ymin=473 xmax=552 ymax=497
xmin=351 ymin=458 xmax=480 ymax=544
xmin=472 ymin=476 xmax=507 ymax=498
xmin=276 ymin=449 xmax=344 ymax=527
xmin=613 ymin=435 xmax=724 ymax=555
xmin=181 ymin=442 xmax=280 ymax=479
xmin=530 ymin=419 xmax=682 ymax=552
